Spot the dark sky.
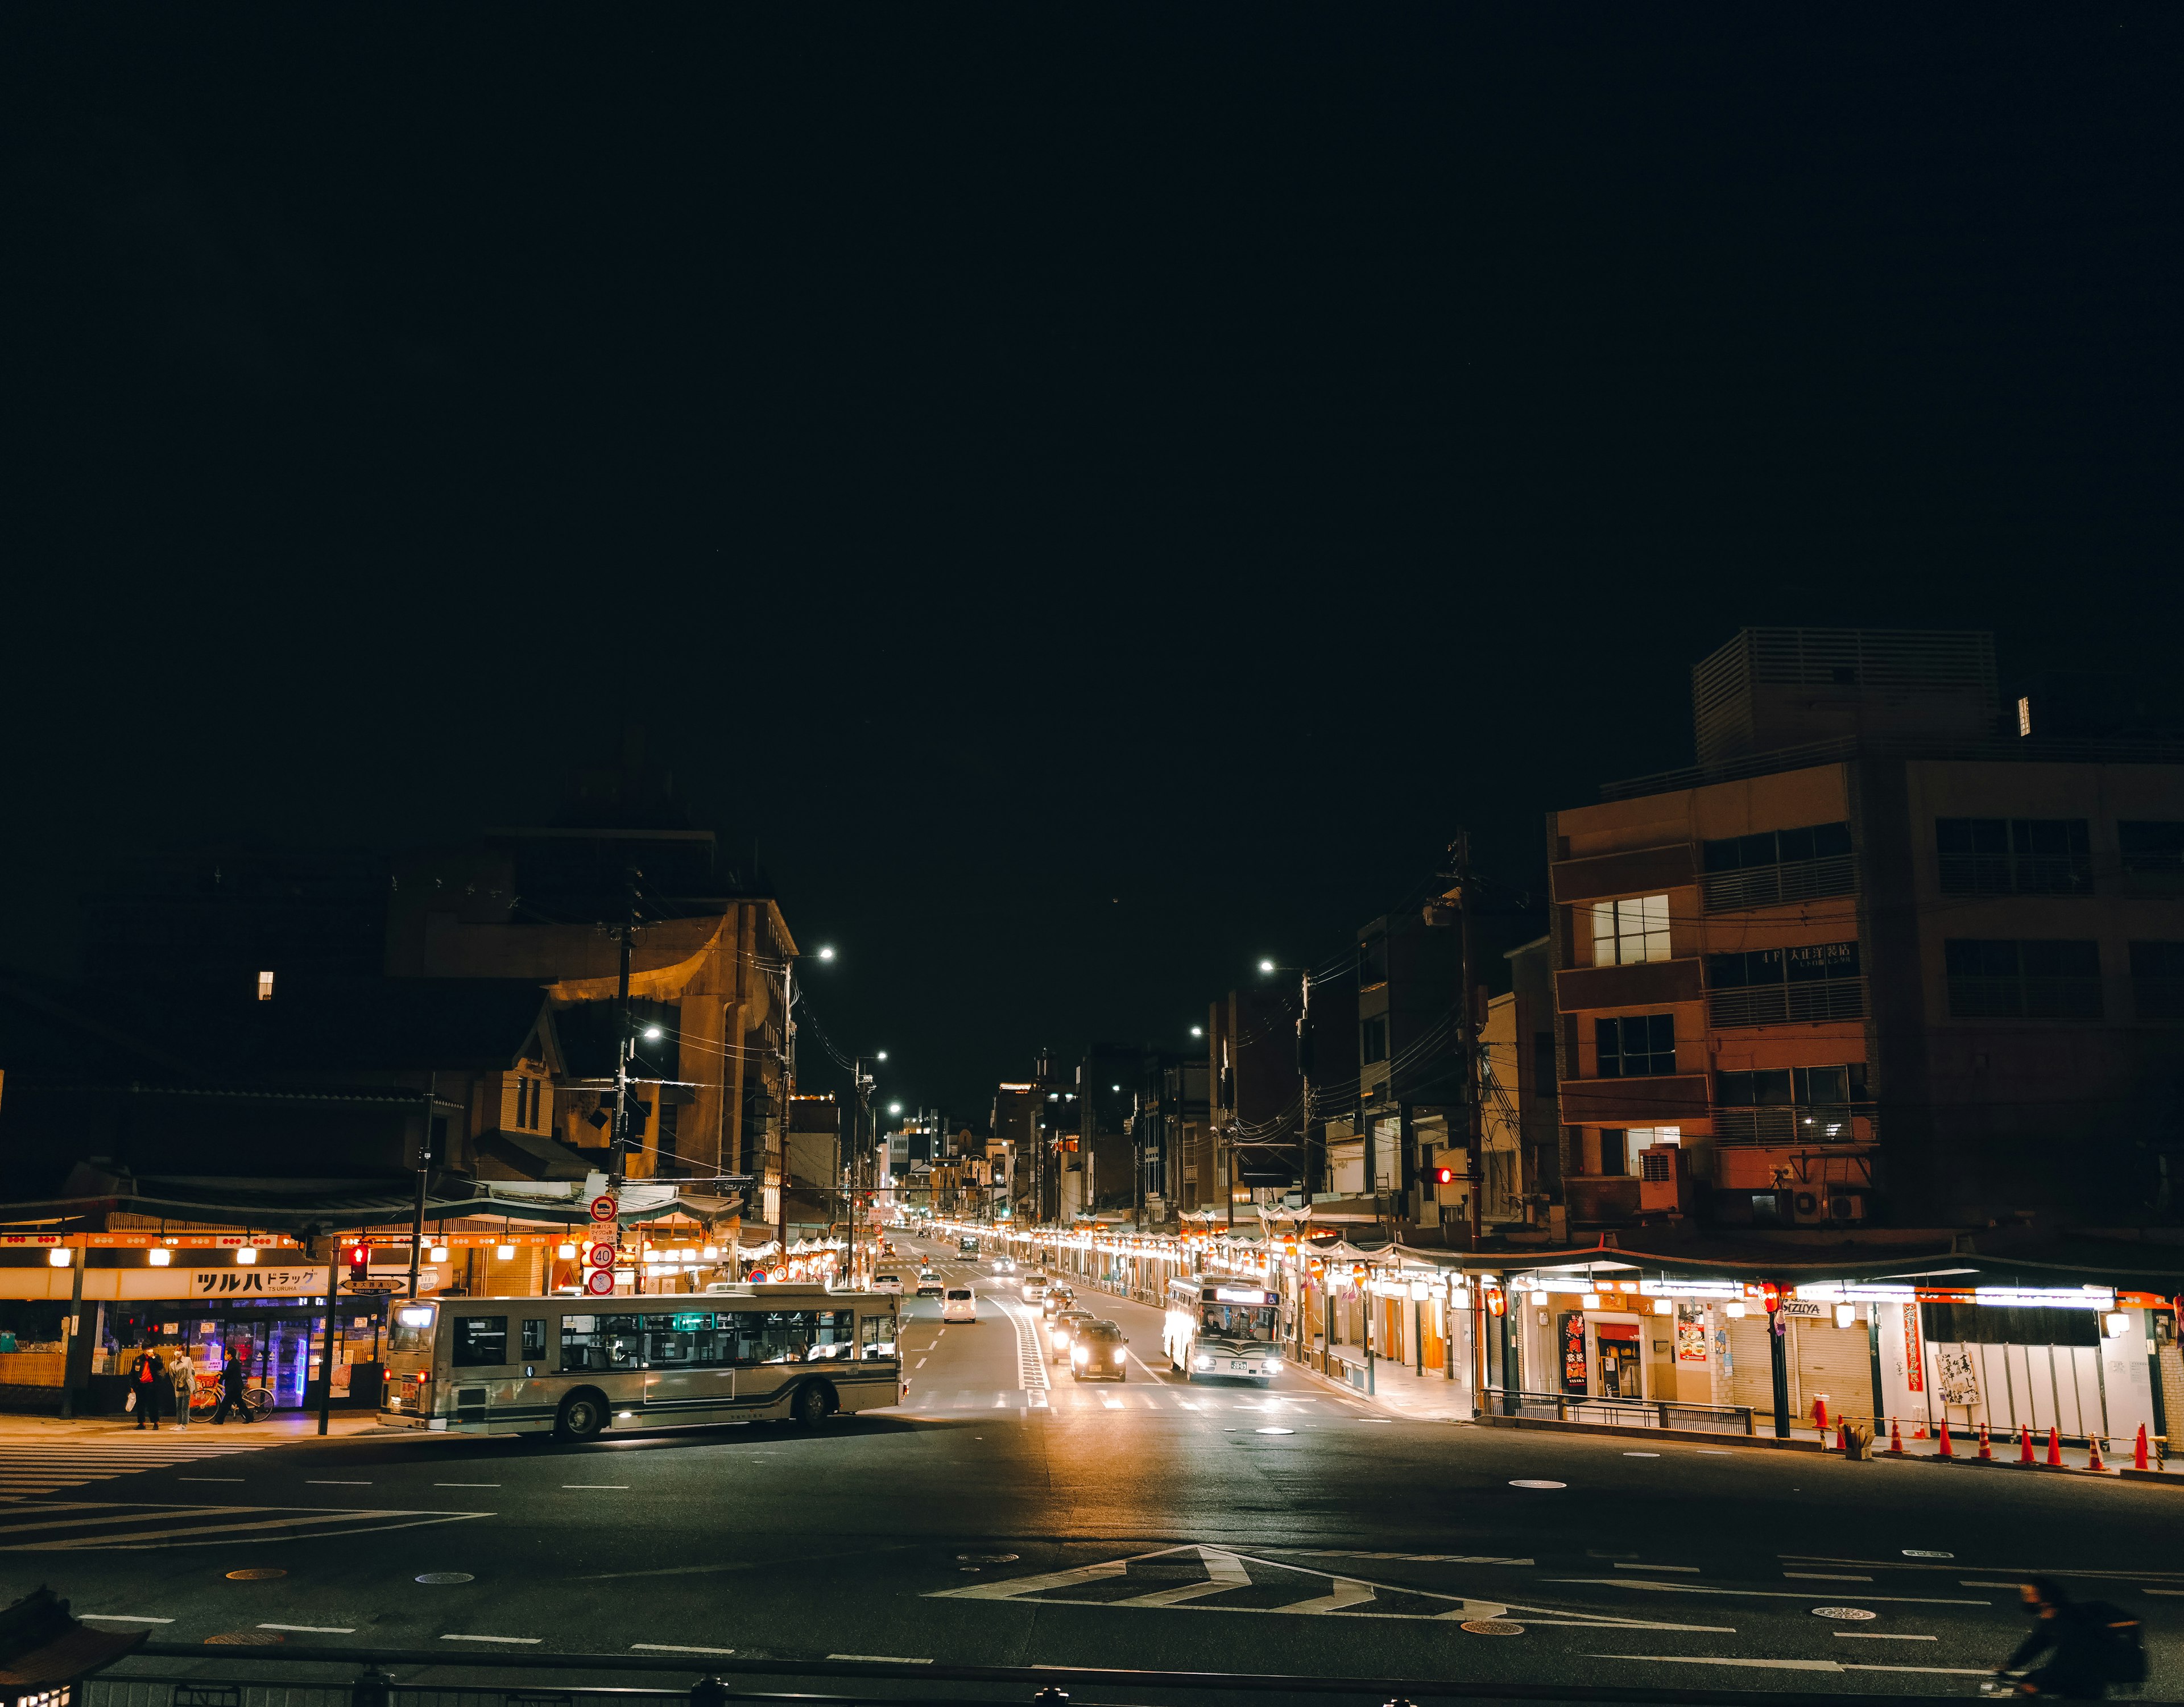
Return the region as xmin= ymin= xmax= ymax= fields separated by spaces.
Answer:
xmin=3 ymin=11 xmax=2178 ymax=1122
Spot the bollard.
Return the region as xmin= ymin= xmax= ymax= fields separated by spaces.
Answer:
xmin=1888 ymin=1416 xmax=1902 ymax=1453
xmin=1814 ymin=1396 xmax=1828 ymax=1439
xmin=2046 ymin=1426 xmax=2063 ymax=1467
xmin=353 ymin=1668 xmax=395 ymax=1707
xmin=2088 ymin=1435 xmax=2108 ymax=1473
xmin=1978 ymin=1421 xmax=1992 ymax=1461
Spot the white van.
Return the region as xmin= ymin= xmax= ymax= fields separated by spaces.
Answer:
xmin=1021 ymin=1274 xmax=1050 ymax=1304
xmin=871 ymin=1274 xmax=904 ymax=1296
xmin=941 ymin=1286 xmax=977 ymax=1322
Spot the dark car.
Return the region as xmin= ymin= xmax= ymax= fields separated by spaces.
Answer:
xmin=1070 ymin=1320 xmax=1129 ymax=1382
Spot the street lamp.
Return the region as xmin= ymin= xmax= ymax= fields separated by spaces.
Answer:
xmin=818 ymin=946 xmax=836 ymax=961
xmin=1190 ymin=1026 xmax=1203 ymax=1038
xmin=1258 ymin=958 xmax=1277 ymax=974
xmin=889 ymin=1102 xmax=902 ymax=1116
xmin=643 ymin=1024 xmax=663 ymax=1041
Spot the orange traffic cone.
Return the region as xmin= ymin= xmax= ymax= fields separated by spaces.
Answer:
xmin=1913 ymin=1423 xmax=1927 ymax=1439
xmin=2018 ymin=1425 xmax=2034 ymax=1465
xmin=1977 ymin=1421 xmax=1992 ymax=1461
xmin=2046 ymin=1427 xmax=2063 ymax=1466
xmin=1814 ymin=1396 xmax=1829 ymax=1438
xmin=2136 ymin=1424 xmax=2150 ymax=1470
xmin=1889 ymin=1416 xmax=1904 ymax=1454
xmin=1835 ymin=1420 xmax=1848 ymax=1453
xmin=1937 ymin=1416 xmax=1954 ymax=1457
xmin=2088 ymin=1435 xmax=2107 ymax=1473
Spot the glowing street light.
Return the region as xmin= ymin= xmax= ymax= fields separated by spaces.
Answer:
xmin=817 ymin=946 xmax=836 ymax=961
xmin=1258 ymin=958 xmax=1276 ymax=974
xmin=1190 ymin=1026 xmax=1203 ymax=1037
xmin=888 ymin=1102 xmax=902 ymax=1116
xmin=643 ymin=1024 xmax=664 ymax=1041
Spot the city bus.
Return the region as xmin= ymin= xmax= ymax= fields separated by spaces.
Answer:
xmin=1163 ymin=1277 xmax=1282 ymax=1383
xmin=379 ymin=1286 xmax=901 ymax=1440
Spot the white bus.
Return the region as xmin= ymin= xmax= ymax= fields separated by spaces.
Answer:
xmin=1164 ymin=1278 xmax=1282 ymax=1383
xmin=380 ymin=1287 xmax=901 ymax=1440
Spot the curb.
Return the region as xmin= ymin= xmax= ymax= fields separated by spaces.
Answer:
xmin=1885 ymin=1449 xmax=2183 ymax=1486
xmin=1478 ymin=1412 xmax=1826 ymax=1452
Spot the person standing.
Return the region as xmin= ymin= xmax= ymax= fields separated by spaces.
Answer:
xmin=128 ymin=1346 xmax=166 ymax=1429
xmin=210 ymin=1346 xmax=254 ymax=1425
xmin=170 ymin=1351 xmax=197 ymax=1430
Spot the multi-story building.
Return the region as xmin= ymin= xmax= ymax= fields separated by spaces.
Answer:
xmin=1206 ymin=987 xmax=1312 ymax=1218
xmin=1550 ymin=627 xmax=2184 ymax=1230
xmin=1479 ymin=936 xmax=1565 ymax=1238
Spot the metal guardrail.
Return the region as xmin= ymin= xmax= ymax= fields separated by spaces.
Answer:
xmin=88 ymin=1643 xmax=2104 ymax=1707
xmin=1482 ymin=1385 xmax=1756 ymax=1435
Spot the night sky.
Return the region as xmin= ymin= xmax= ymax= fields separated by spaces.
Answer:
xmin=3 ymin=12 xmax=2178 ymax=1122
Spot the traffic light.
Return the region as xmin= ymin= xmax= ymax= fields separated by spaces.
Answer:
xmin=346 ymin=1244 xmax=370 ymax=1284
xmin=1430 ymin=1165 xmax=1455 ymax=1185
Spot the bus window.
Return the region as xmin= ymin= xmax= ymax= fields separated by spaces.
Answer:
xmin=388 ymin=1304 xmax=436 ymax=1354
xmin=808 ymin=1309 xmax=857 ymax=1361
xmin=1199 ymin=1304 xmax=1278 ymax=1342
xmin=858 ymin=1315 xmax=897 ymax=1359
xmin=730 ymin=1309 xmax=857 ymax=1365
xmin=560 ymin=1313 xmax=642 ymax=1372
xmin=452 ymin=1316 xmax=509 ymax=1366
xmin=521 ymin=1319 xmax=547 ymax=1358
xmin=642 ymin=1311 xmax=732 ymax=1369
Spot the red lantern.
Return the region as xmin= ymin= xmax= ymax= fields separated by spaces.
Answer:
xmin=1759 ymin=1281 xmax=1782 ymax=1314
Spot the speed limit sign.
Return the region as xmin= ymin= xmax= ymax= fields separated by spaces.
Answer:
xmin=585 ymin=1267 xmax=615 ymax=1297
xmin=586 ymin=1241 xmax=617 ymax=1269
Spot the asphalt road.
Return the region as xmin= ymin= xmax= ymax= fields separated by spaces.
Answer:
xmin=10 ymin=1230 xmax=2183 ymax=1702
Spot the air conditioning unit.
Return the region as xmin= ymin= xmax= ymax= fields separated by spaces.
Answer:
xmin=1792 ymin=1187 xmax=1868 ymax=1225
xmin=1638 ymin=1145 xmax=1695 ymax=1216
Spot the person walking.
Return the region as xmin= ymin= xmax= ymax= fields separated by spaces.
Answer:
xmin=127 ymin=1346 xmax=166 ymax=1430
xmin=170 ymin=1351 xmax=197 ymax=1431
xmin=210 ymin=1346 xmax=255 ymax=1425
xmin=1997 ymin=1577 xmax=2144 ymax=1698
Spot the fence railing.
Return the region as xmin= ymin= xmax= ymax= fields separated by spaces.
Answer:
xmin=1480 ymin=1385 xmax=1756 ymax=1435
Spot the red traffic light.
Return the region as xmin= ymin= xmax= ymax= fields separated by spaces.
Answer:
xmin=346 ymin=1245 xmax=369 ymax=1267
xmin=1432 ymin=1165 xmax=1455 ymax=1185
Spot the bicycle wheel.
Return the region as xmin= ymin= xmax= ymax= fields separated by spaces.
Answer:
xmin=244 ymin=1387 xmax=276 ymax=1419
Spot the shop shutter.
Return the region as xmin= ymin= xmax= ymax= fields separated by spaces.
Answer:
xmin=1793 ymin=1318 xmax=1876 ymax=1427
xmin=1723 ymin=1313 xmax=1775 ymax=1415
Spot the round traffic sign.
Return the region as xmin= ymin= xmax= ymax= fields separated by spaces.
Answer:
xmin=586 ymin=1242 xmax=617 ymax=1269
xmin=585 ymin=1268 xmax=617 ymax=1297
xmin=589 ymin=1195 xmax=618 ymax=1222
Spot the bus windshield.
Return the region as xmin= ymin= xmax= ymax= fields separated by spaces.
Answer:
xmin=1198 ymin=1303 xmax=1277 ymax=1344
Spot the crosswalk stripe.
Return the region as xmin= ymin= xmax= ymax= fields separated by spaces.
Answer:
xmin=1111 ymin=1548 xmax=1250 ymax=1607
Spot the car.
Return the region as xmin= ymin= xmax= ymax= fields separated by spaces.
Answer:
xmin=941 ymin=1286 xmax=977 ymax=1322
xmin=880 ymin=1241 xmax=897 ymax=1257
xmin=1042 ymin=1286 xmax=1076 ymax=1317
xmin=1070 ymin=1320 xmax=1129 ymax=1381
xmin=871 ymin=1273 xmax=904 ymax=1296
xmin=1020 ymin=1274 xmax=1049 ymax=1304
xmin=992 ymin=1255 xmax=1017 ymax=1274
xmin=1047 ymin=1308 xmax=1096 ymax=1362
xmin=915 ymin=1271 xmax=943 ymax=1298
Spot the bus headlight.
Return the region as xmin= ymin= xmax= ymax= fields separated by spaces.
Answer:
xmin=1196 ymin=1354 xmax=1213 ymax=1370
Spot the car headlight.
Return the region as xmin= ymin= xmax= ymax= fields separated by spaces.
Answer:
xmin=1072 ymin=1346 xmax=1089 ymax=1363
xmin=1113 ymin=1350 xmax=1126 ymax=1363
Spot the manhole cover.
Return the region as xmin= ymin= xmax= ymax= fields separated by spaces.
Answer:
xmin=416 ymin=1573 xmax=475 ymax=1585
xmin=956 ymin=1553 xmax=1019 ymax=1564
xmin=1509 ymin=1479 xmax=1566 ymax=1489
xmin=205 ymin=1632 xmax=284 ymax=1646
xmin=224 ymin=1569 xmax=286 ymax=1581
xmin=1811 ymin=1606 xmax=1878 ymax=1621
xmin=1903 ymin=1549 xmax=1954 ymax=1559
xmin=1461 ymin=1620 xmax=1525 ymax=1636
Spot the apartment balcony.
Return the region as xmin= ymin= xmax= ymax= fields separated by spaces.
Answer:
xmin=1701 ymin=853 xmax=1856 ymax=914
xmin=1550 ymin=842 xmax=1696 ymax=906
xmin=1707 ymin=976 xmax=1866 ymax=1028
xmin=1713 ymin=1103 xmax=1877 ymax=1147
xmin=1556 ymin=957 xmax=1703 ymax=1014
xmin=1558 ymin=1072 xmax=1709 ymax=1127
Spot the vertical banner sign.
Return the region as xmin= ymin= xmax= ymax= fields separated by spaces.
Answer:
xmin=1558 ymin=1311 xmax=1588 ymax=1394
xmin=586 ymin=1192 xmax=619 ymax=1298
xmin=1902 ymin=1301 xmax=1925 ymax=1393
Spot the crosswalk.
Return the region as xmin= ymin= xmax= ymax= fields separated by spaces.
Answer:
xmin=0 ymin=1432 xmax=274 ymax=1498
xmin=0 ymin=1497 xmax=490 ymax=1552
xmin=899 ymin=1386 xmax=1352 ymax=1415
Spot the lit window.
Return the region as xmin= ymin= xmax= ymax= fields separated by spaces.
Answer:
xmin=2017 ymin=695 xmax=2033 ymax=737
xmin=1628 ymin=1126 xmax=1681 ymax=1147
xmin=1591 ymin=895 xmax=1669 ymax=965
xmin=257 ymin=970 xmax=275 ymax=1001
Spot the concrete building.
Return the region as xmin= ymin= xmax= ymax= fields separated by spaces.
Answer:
xmin=1550 ymin=627 xmax=2184 ymax=1232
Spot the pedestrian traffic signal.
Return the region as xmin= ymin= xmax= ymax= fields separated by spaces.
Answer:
xmin=346 ymin=1245 xmax=370 ymax=1283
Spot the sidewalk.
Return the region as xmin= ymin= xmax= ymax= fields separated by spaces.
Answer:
xmin=0 ymin=1410 xmax=387 ymax=1444
xmin=1292 ymin=1343 xmax=1476 ymax=1423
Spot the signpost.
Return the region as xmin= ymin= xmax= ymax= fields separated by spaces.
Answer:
xmin=586 ymin=1191 xmax=619 ymax=1297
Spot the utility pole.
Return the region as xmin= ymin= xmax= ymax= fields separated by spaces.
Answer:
xmin=608 ymin=875 xmax=636 ymax=1188
xmin=407 ymin=1072 xmax=439 ymax=1299
xmin=1455 ymin=830 xmax=1484 ymax=1249
xmin=777 ymin=956 xmax=795 ymax=1255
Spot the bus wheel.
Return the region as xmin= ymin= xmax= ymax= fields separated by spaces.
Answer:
xmin=792 ymin=1383 xmax=830 ymax=1428
xmin=555 ymin=1391 xmax=605 ymax=1441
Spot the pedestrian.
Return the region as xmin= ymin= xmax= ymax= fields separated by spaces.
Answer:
xmin=128 ymin=1345 xmax=166 ymax=1430
xmin=1997 ymin=1577 xmax=2144 ymax=1698
xmin=170 ymin=1350 xmax=197 ymax=1430
xmin=210 ymin=1346 xmax=255 ymax=1425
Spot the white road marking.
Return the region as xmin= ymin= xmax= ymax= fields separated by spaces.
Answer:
xmin=1788 ymin=1573 xmax=1872 ymax=1581
xmin=260 ymin=1624 xmax=355 ymax=1633
xmin=1551 ymin=1578 xmax=1983 ymax=1605
xmin=915 ymin=1358 xmax=927 ymax=1369
xmin=1593 ymin=1655 xmax=1842 ymax=1673
xmin=1613 ymin=1563 xmax=1698 ymax=1573
xmin=80 ymin=1614 xmax=173 ymax=1623
xmin=1281 ymin=1580 xmax=1375 ymax=1614
xmin=442 ymin=1634 xmax=541 ymax=1645
xmin=307 ymin=1481 xmax=370 ymax=1485
xmin=828 ymin=1654 xmax=931 ymax=1663
xmin=177 ymin=1478 xmax=245 ymax=1483
xmin=562 ymin=1485 xmax=629 ymax=1490
xmin=1110 ymin=1547 xmax=1250 ymax=1607
xmin=436 ymin=1483 xmax=500 ymax=1488
xmin=634 ymin=1644 xmax=737 ymax=1654
xmin=1836 ymin=1632 xmax=1938 ymax=1640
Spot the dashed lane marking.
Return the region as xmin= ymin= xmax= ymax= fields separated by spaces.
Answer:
xmin=441 ymin=1635 xmax=541 ymax=1645
xmin=1549 ymin=1577 xmax=1985 ymax=1605
xmin=633 ymin=1644 xmax=737 ymax=1655
xmin=0 ymin=1500 xmax=491 ymax=1551
xmin=1591 ymin=1654 xmax=1990 ymax=1679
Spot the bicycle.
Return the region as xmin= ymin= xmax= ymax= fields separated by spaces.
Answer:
xmin=189 ymin=1384 xmax=276 ymax=1421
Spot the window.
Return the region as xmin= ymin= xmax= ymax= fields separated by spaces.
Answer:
xmin=1359 ymin=935 xmax=1388 ymax=987
xmin=1628 ymin=1126 xmax=1681 ymax=1147
xmin=642 ymin=1311 xmax=734 ymax=1369
xmin=1598 ymin=1130 xmax=1628 ymax=1176
xmin=1937 ymin=818 xmax=2092 ymax=895
xmin=560 ymin=1313 xmax=642 ymax=1372
xmin=1706 ymin=941 xmax=1863 ymax=1026
xmin=256 ymin=970 xmax=275 ymax=1001
xmin=1945 ymin=939 xmax=2103 ymax=1019
xmin=520 ymin=1318 xmax=547 ymax=1359
xmin=729 ymin=1308 xmax=856 ymax=1366
xmin=2131 ymin=942 xmax=2184 ymax=1021
xmin=451 ymin=1316 xmax=508 ymax=1367
xmin=1360 ymin=1016 xmax=1388 ymax=1064
xmin=1595 ymin=1014 xmax=1674 ymax=1077
xmin=1700 ymin=822 xmax=1854 ymax=912
xmin=858 ymin=1314 xmax=897 ymax=1359
xmin=1715 ymin=1065 xmax=1867 ymax=1142
xmin=2120 ymin=822 xmax=2184 ymax=886
xmin=1592 ymin=895 xmax=1670 ymax=965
